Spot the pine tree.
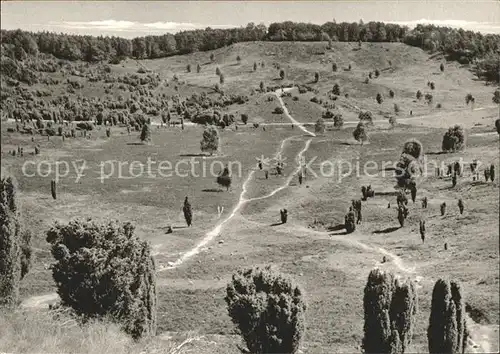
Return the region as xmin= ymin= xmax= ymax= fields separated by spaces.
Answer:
xmin=0 ymin=177 xmax=32 ymax=307
xmin=363 ymin=269 xmax=418 ymax=354
xmin=200 ymin=126 xmax=219 ymax=155
xmin=217 ymin=166 xmax=232 ymax=191
xmin=353 ymin=122 xmax=368 ymax=145
xmin=225 ymin=266 xmax=306 ymax=354
xmin=140 ymin=123 xmax=152 ymax=143
xmin=332 ymin=83 xmax=340 ymax=95
xmin=51 ymin=179 xmax=57 ymax=199
xmin=315 ymin=118 xmax=325 ymax=134
xmin=46 ymin=219 xmax=157 ymax=339
xmin=428 ymin=279 xmax=468 ymax=354
xmin=183 ymin=196 xmax=192 ymax=227
xmin=457 ymin=199 xmax=464 ymax=214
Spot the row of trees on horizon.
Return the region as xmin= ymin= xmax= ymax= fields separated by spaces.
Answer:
xmin=1 ymin=21 xmax=498 ymax=73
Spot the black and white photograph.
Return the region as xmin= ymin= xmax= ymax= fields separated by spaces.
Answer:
xmin=0 ymin=1 xmax=499 ymax=353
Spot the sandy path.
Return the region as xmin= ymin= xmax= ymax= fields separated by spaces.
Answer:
xmin=274 ymin=89 xmax=317 ymax=137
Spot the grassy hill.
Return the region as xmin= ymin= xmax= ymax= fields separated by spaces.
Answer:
xmin=1 ymin=41 xmax=499 ymax=353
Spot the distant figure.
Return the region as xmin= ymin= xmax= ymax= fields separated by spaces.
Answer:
xmin=265 ymin=170 xmax=269 ymax=179
xmin=258 ymin=161 xmax=263 ymax=170
xmin=444 ymin=243 xmax=448 ymax=251
xmin=298 ymin=172 xmax=303 ymax=185
xmin=410 ymin=110 xmax=413 ymax=116
xmin=387 ymin=202 xmax=391 ymax=209
xmin=263 ymin=126 xmax=266 ymax=131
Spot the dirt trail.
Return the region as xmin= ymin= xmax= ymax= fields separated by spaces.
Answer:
xmin=274 ymin=89 xmax=316 ymax=137
xmin=158 ymin=90 xmax=316 ymax=271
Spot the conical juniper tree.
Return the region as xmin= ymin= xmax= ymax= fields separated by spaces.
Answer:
xmin=225 ymin=266 xmax=306 ymax=354
xmin=46 ymin=219 xmax=157 ymax=339
xmin=0 ymin=176 xmax=32 ymax=307
xmin=428 ymin=279 xmax=468 ymax=354
xmin=183 ymin=196 xmax=192 ymax=227
xmin=363 ymin=269 xmax=418 ymax=354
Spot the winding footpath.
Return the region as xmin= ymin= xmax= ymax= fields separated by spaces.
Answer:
xmin=159 ymin=89 xmax=315 ymax=270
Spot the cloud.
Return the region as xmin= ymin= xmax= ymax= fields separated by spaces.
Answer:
xmin=386 ymin=19 xmax=500 ymax=34
xmin=62 ymin=20 xmax=136 ymax=30
xmin=45 ymin=19 xmax=236 ymax=34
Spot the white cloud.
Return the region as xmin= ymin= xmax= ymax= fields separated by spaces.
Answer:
xmin=45 ymin=20 xmax=236 ymax=34
xmin=63 ymin=20 xmax=136 ymax=29
xmin=386 ymin=19 xmax=500 ymax=34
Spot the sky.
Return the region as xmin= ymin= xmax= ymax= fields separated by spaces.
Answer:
xmin=2 ymin=1 xmax=500 ymax=37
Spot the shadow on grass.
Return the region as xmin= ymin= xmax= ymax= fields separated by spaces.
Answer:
xmin=202 ymin=188 xmax=223 ymax=193
xmin=179 ymin=153 xmax=211 ymax=157
xmin=373 ymin=226 xmax=400 ymax=234
xmin=327 ymin=224 xmax=345 ymax=232
xmin=426 ymin=151 xmax=446 ymax=155
xmin=270 ymin=222 xmax=284 ymax=227
xmin=172 ymin=226 xmax=188 ymax=230
xmin=126 ymin=142 xmax=145 ymax=146
xmin=375 ymin=191 xmax=399 ymax=197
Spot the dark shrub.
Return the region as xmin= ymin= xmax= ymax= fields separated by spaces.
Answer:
xmin=225 ymin=266 xmax=306 ymax=354
xmin=442 ymin=125 xmax=465 ymax=152
xmin=428 ymin=279 xmax=468 ymax=353
xmin=363 ymin=269 xmax=417 ymax=353
xmin=46 ymin=219 xmax=157 ymax=339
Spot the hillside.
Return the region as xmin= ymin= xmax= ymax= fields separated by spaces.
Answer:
xmin=1 ymin=41 xmax=499 ymax=353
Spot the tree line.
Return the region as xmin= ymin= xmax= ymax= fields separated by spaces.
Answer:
xmin=1 ymin=22 xmax=498 ymax=77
